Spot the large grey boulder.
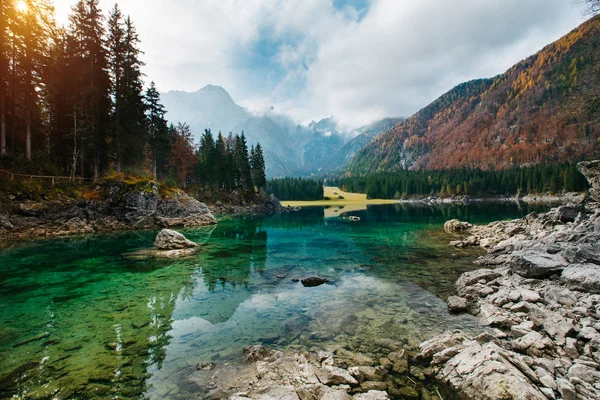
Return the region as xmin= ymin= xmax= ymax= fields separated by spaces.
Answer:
xmin=561 ymin=264 xmax=600 ymax=294
xmin=508 ymin=250 xmax=567 ymax=278
xmin=577 ymin=160 xmax=600 ymax=201
xmin=424 ymin=339 xmax=548 ymax=400
xmin=154 ymin=229 xmax=197 ymax=250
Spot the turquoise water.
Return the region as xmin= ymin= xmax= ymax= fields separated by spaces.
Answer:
xmin=0 ymin=203 xmax=547 ymax=399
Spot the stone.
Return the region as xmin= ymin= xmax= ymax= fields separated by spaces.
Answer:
xmin=419 ymin=330 xmax=466 ymax=359
xmin=352 ymin=390 xmax=390 ymax=400
xmin=387 ymin=350 xmax=408 ymax=373
xmin=243 ymin=345 xmax=273 ymax=362
xmin=444 ymin=219 xmax=472 ymax=234
xmin=256 ymin=385 xmax=300 ymax=400
xmin=153 ymin=229 xmax=197 ymax=250
xmin=301 ymin=277 xmax=329 ymax=287
xmin=456 ymin=269 xmax=499 ymax=292
xmin=434 ymin=341 xmax=549 ymax=400
xmin=315 ymin=366 xmax=358 ymax=386
xmin=544 ymin=287 xmax=578 ymax=307
xmin=508 ymin=250 xmax=567 ymax=278
xmin=554 ymin=205 xmax=583 ymax=223
xmin=360 ymin=381 xmax=388 ymax=391
xmin=447 ymin=296 xmax=468 ymax=313
xmin=561 ymin=264 xmax=600 ymax=294
xmin=565 ymin=338 xmax=580 ymax=359
xmin=348 ymin=366 xmax=386 ymax=383
xmin=578 ymin=160 xmax=600 ymax=201
xmin=196 ymin=362 xmax=215 ymax=371
xmin=512 ymin=331 xmax=546 ymax=354
xmin=567 ymin=362 xmax=600 ymax=384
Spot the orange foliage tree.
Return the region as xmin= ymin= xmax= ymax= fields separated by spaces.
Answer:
xmin=169 ymin=123 xmax=196 ymax=188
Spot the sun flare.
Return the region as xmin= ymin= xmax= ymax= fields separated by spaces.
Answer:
xmin=16 ymin=0 xmax=28 ymax=13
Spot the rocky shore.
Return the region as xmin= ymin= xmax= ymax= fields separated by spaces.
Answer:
xmin=423 ymin=160 xmax=600 ymax=399
xmin=0 ymin=181 xmax=217 ymax=240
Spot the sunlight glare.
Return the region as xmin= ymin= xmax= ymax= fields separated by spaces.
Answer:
xmin=16 ymin=0 xmax=28 ymax=13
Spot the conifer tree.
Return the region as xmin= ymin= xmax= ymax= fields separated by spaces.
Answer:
xmin=119 ymin=15 xmax=146 ymax=167
xmin=251 ymin=142 xmax=266 ymax=190
xmin=106 ymin=3 xmax=124 ymax=171
xmin=145 ymin=81 xmax=168 ymax=177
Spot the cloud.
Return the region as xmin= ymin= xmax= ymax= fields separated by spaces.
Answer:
xmin=53 ymin=0 xmax=587 ymax=127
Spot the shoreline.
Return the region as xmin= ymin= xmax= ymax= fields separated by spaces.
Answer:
xmin=415 ymin=161 xmax=600 ymax=399
xmin=282 ymin=192 xmax=586 ymax=208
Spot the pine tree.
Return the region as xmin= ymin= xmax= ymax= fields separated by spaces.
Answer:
xmin=119 ymin=15 xmax=146 ymax=168
xmin=251 ymin=142 xmax=266 ymax=190
xmin=0 ymin=0 xmax=13 ymax=156
xmin=145 ymin=81 xmax=168 ymax=178
xmin=68 ymin=0 xmax=111 ymax=179
xmin=106 ymin=3 xmax=124 ymax=172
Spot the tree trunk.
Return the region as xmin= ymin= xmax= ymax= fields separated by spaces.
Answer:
xmin=25 ymin=113 xmax=31 ymax=160
xmin=116 ymin=123 xmax=121 ymax=173
xmin=93 ymin=151 xmax=99 ymax=182
xmin=79 ymin=141 xmax=85 ymax=179
xmin=152 ymin=151 xmax=157 ymax=178
xmin=71 ymin=110 xmax=78 ymax=182
xmin=1 ymin=91 xmax=5 ymax=156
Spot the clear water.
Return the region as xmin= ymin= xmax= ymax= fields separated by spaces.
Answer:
xmin=0 ymin=203 xmax=548 ymax=399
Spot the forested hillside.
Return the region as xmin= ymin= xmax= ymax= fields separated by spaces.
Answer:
xmin=0 ymin=0 xmax=174 ymax=180
xmin=349 ymin=15 xmax=600 ymax=174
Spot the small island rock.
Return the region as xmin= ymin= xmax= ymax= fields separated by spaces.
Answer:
xmin=154 ymin=229 xmax=197 ymax=250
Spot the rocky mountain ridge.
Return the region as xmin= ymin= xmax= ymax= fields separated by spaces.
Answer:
xmin=160 ymin=85 xmax=402 ymax=177
xmin=349 ymin=15 xmax=600 ymax=174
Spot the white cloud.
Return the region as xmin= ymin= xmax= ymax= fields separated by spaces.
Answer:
xmin=52 ymin=0 xmax=588 ymax=127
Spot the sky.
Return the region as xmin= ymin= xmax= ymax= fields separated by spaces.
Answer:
xmin=53 ymin=0 xmax=589 ymax=128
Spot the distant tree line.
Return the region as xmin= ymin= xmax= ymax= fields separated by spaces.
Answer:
xmin=336 ymin=163 xmax=588 ymax=199
xmin=193 ymin=129 xmax=266 ymax=191
xmin=267 ymin=178 xmax=324 ymax=200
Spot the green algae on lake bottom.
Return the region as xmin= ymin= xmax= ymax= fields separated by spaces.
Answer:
xmin=0 ymin=203 xmax=549 ymax=399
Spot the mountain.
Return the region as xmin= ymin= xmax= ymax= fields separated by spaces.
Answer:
xmin=349 ymin=15 xmax=600 ymax=175
xmin=161 ymin=86 xmax=400 ymax=177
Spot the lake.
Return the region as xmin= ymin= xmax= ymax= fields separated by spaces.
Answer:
xmin=0 ymin=203 xmax=548 ymax=399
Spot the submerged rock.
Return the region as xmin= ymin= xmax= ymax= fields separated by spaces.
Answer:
xmin=154 ymin=229 xmax=197 ymax=250
xmin=301 ymin=277 xmax=329 ymax=287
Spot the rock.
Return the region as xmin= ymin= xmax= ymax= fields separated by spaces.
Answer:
xmin=508 ymin=250 xmax=567 ymax=278
xmin=360 ymin=381 xmax=387 ymax=391
xmin=301 ymin=277 xmax=329 ymax=287
xmin=447 ymin=296 xmax=468 ymax=313
xmin=256 ymin=385 xmax=300 ymax=400
xmin=544 ymin=287 xmax=578 ymax=307
xmin=153 ymin=229 xmax=197 ymax=250
xmin=567 ymin=362 xmax=600 ymax=384
xmin=554 ymin=205 xmax=583 ymax=223
xmin=577 ymin=161 xmax=600 ymax=201
xmin=196 ymin=362 xmax=215 ymax=371
xmin=456 ymin=269 xmax=499 ymax=292
xmin=352 ymin=390 xmax=390 ymax=400
xmin=348 ymin=366 xmax=387 ymax=383
xmin=434 ymin=341 xmax=548 ymax=400
xmin=243 ymin=345 xmax=273 ymax=362
xmin=387 ymin=350 xmax=408 ymax=373
xmin=315 ymin=366 xmax=358 ymax=386
xmin=444 ymin=219 xmax=472 ymax=234
xmin=419 ymin=330 xmax=466 ymax=359
xmin=561 ymin=264 xmax=600 ymax=294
